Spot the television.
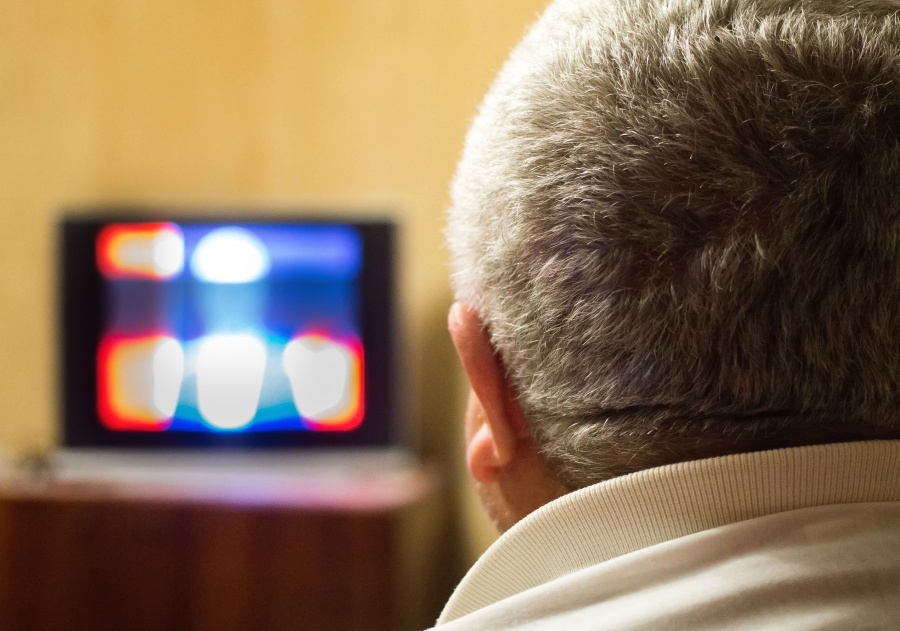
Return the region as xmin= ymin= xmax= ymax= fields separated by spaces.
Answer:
xmin=59 ymin=213 xmax=398 ymax=451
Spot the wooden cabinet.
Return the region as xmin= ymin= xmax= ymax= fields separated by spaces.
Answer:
xmin=0 ymin=464 xmax=445 ymax=631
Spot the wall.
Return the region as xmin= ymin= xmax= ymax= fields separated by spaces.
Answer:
xmin=0 ymin=0 xmax=549 ymax=568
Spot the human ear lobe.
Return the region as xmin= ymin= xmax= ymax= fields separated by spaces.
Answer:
xmin=466 ymin=402 xmax=503 ymax=483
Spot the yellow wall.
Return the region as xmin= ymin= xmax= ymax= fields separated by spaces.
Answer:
xmin=0 ymin=0 xmax=548 ymax=564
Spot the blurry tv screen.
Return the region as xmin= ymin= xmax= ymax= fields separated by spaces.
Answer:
xmin=61 ymin=214 xmax=396 ymax=449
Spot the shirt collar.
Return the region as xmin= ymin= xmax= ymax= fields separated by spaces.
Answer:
xmin=439 ymin=440 xmax=900 ymax=623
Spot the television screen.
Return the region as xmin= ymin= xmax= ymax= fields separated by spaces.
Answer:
xmin=60 ymin=214 xmax=396 ymax=449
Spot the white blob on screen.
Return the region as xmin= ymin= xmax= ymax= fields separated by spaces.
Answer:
xmin=152 ymin=230 xmax=185 ymax=278
xmin=282 ymin=336 xmax=354 ymax=421
xmin=151 ymin=337 xmax=185 ymax=417
xmin=196 ymin=334 xmax=267 ymax=429
xmin=115 ymin=228 xmax=184 ymax=279
xmin=110 ymin=336 xmax=184 ymax=419
xmin=191 ymin=227 xmax=270 ymax=283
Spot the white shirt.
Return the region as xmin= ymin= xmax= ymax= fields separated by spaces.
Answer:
xmin=435 ymin=441 xmax=900 ymax=630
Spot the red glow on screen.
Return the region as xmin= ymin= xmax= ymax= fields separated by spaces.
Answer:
xmin=97 ymin=333 xmax=182 ymax=431
xmin=282 ymin=333 xmax=364 ymax=432
xmin=97 ymin=223 xmax=184 ymax=280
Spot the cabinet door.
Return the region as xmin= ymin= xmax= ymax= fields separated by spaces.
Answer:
xmin=0 ymin=499 xmax=190 ymax=631
xmin=187 ymin=509 xmax=395 ymax=631
xmin=0 ymin=499 xmax=401 ymax=631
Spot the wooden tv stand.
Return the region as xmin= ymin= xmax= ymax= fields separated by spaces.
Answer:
xmin=0 ymin=459 xmax=445 ymax=631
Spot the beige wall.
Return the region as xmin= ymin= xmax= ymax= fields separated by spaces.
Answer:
xmin=0 ymin=0 xmax=548 ymax=564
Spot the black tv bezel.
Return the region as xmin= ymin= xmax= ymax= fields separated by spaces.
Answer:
xmin=60 ymin=212 xmax=398 ymax=450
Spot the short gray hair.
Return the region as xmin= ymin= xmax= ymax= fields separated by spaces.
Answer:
xmin=448 ymin=0 xmax=900 ymax=488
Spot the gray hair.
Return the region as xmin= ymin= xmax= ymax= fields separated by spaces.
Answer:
xmin=448 ymin=0 xmax=900 ymax=488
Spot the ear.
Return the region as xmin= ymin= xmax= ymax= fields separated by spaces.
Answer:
xmin=448 ymin=302 xmax=529 ymax=483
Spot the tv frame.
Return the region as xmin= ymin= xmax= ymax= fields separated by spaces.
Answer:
xmin=59 ymin=211 xmax=399 ymax=450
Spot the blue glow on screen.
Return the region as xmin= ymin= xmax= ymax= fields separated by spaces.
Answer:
xmin=98 ymin=223 xmax=365 ymax=433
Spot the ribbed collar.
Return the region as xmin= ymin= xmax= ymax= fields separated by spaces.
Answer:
xmin=439 ymin=440 xmax=900 ymax=624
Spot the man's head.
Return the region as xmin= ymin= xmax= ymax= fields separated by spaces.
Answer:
xmin=448 ymin=0 xmax=900 ymax=520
